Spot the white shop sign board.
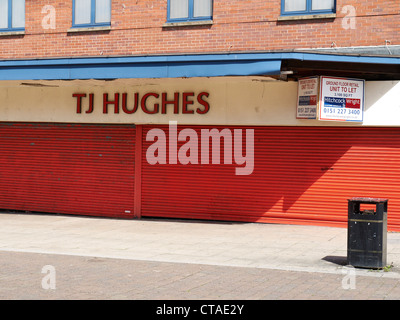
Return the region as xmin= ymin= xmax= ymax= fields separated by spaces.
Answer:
xmin=296 ymin=76 xmax=319 ymax=119
xmin=318 ymin=76 xmax=365 ymax=122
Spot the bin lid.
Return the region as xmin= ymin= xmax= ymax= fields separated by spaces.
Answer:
xmin=348 ymin=197 xmax=388 ymax=203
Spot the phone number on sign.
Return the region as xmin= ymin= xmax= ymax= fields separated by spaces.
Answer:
xmin=323 ymin=108 xmax=360 ymax=115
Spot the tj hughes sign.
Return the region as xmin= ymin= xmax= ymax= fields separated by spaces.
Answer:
xmin=72 ymin=91 xmax=210 ymax=115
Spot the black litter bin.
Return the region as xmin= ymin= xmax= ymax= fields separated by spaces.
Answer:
xmin=347 ymin=197 xmax=388 ymax=269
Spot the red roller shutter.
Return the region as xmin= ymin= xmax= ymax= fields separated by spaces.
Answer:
xmin=141 ymin=125 xmax=400 ymax=231
xmin=0 ymin=123 xmax=135 ymax=218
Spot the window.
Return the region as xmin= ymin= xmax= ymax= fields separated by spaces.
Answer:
xmin=282 ymin=0 xmax=335 ymax=15
xmin=167 ymin=0 xmax=213 ymax=22
xmin=0 ymin=0 xmax=25 ymax=32
xmin=73 ymin=0 xmax=111 ymax=27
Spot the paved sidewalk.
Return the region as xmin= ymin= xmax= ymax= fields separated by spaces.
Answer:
xmin=1 ymin=212 xmax=400 ymax=300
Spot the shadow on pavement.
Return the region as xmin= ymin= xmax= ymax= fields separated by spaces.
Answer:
xmin=322 ymin=255 xmax=348 ymax=266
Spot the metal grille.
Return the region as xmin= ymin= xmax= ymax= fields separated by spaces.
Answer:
xmin=0 ymin=123 xmax=135 ymax=218
xmin=141 ymin=125 xmax=400 ymax=231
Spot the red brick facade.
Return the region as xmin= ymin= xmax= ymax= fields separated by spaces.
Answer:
xmin=1 ymin=0 xmax=399 ymax=59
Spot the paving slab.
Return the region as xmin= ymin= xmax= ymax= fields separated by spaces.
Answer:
xmin=0 ymin=212 xmax=400 ymax=277
xmin=1 ymin=212 xmax=400 ymax=301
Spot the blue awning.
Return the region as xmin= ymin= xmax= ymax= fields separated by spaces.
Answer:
xmin=0 ymin=51 xmax=399 ymax=80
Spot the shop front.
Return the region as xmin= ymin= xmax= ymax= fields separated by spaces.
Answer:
xmin=0 ymin=73 xmax=399 ymax=230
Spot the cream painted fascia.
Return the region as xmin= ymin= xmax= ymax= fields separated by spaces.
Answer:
xmin=0 ymin=77 xmax=399 ymax=127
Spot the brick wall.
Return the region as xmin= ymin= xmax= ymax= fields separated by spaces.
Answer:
xmin=0 ymin=0 xmax=399 ymax=59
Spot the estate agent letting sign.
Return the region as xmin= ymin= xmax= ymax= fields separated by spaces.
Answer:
xmin=296 ymin=76 xmax=319 ymax=119
xmin=319 ymin=76 xmax=365 ymax=122
xmin=297 ymin=76 xmax=365 ymax=123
